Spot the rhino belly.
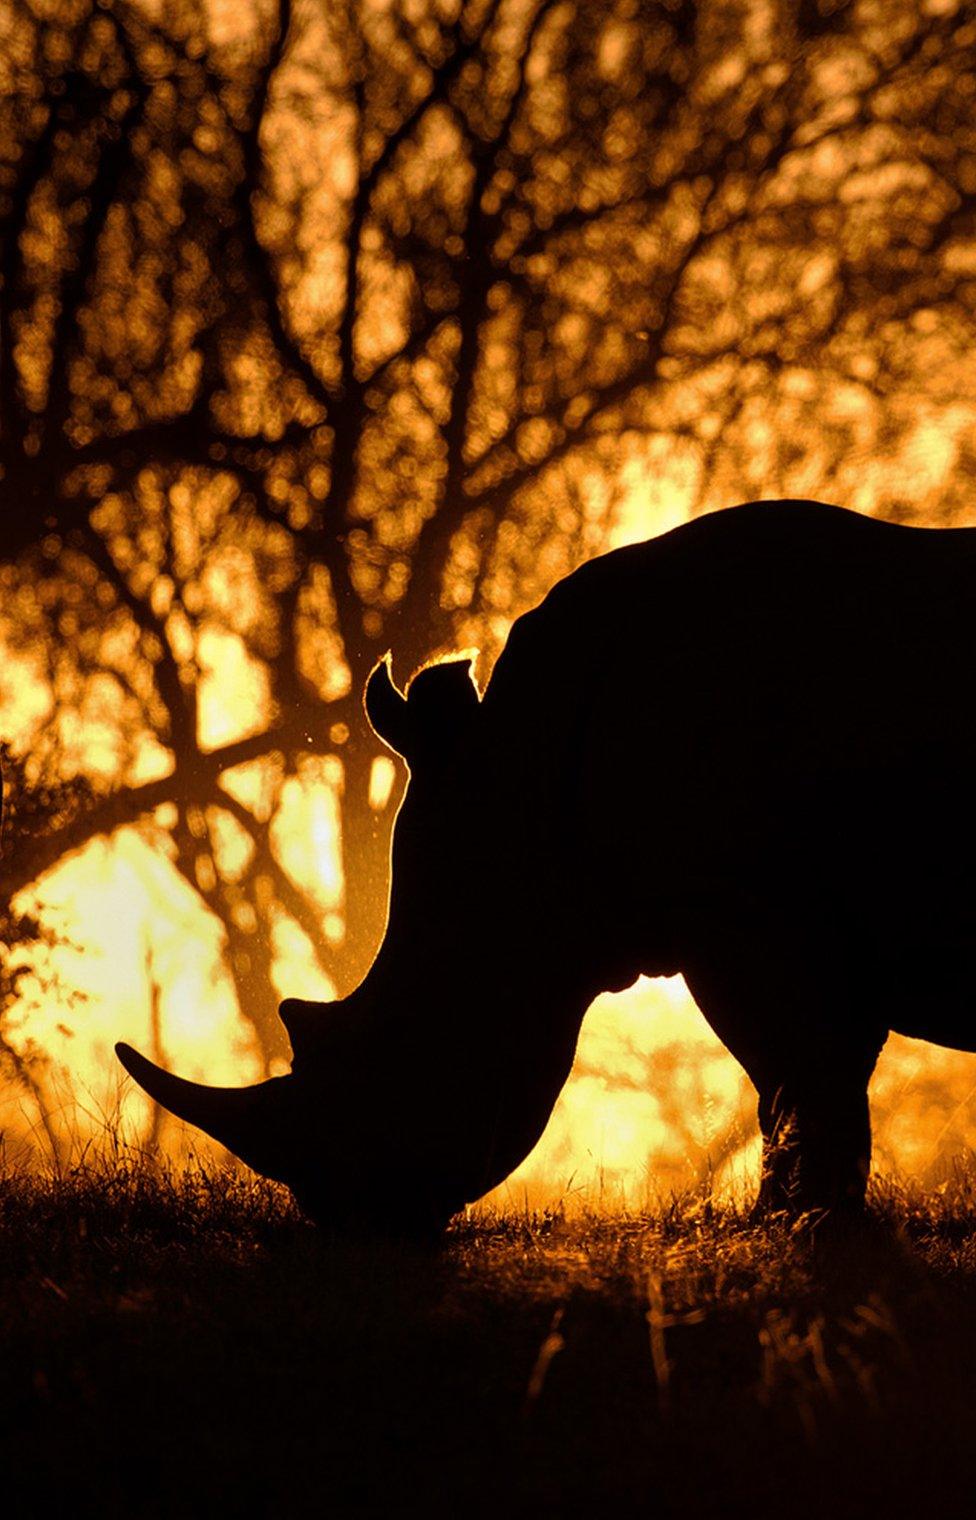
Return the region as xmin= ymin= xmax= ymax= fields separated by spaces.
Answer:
xmin=888 ymin=1002 xmax=976 ymax=1055
xmin=881 ymin=917 xmax=976 ymax=1052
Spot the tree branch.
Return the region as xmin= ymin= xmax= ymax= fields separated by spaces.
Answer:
xmin=0 ymin=701 xmax=351 ymax=900
xmin=43 ymin=25 xmax=150 ymax=455
xmin=0 ymin=49 xmax=62 ymax=449
xmin=210 ymin=783 xmax=337 ymax=988
xmin=78 ymin=526 xmax=198 ymax=758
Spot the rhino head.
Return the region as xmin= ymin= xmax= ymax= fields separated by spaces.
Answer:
xmin=116 ymin=656 xmax=485 ymax=1236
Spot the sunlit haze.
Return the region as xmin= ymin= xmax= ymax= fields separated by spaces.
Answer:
xmin=3 ymin=0 xmax=976 ymax=1211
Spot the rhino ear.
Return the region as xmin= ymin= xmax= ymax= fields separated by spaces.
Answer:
xmin=404 ymin=658 xmax=479 ymax=727
xmin=365 ymin=656 xmax=411 ymax=755
xmin=399 ymin=659 xmax=480 ymax=765
xmin=365 ymin=655 xmax=479 ymax=762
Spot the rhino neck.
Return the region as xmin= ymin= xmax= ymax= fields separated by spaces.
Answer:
xmin=361 ymin=891 xmax=590 ymax=1036
xmin=344 ymin=914 xmax=593 ymax=1208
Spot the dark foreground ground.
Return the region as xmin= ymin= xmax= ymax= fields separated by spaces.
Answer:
xmin=2 ymin=1156 xmax=976 ymax=1519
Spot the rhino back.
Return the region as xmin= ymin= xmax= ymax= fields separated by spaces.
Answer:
xmin=475 ymin=500 xmax=976 ymax=983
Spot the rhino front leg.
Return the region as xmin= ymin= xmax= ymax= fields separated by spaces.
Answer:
xmin=754 ymin=1046 xmax=881 ymax=1216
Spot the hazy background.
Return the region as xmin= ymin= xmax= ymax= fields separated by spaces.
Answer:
xmin=1 ymin=0 xmax=975 ymax=1204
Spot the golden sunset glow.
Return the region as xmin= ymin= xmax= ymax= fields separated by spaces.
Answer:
xmin=3 ymin=0 xmax=976 ymax=1214
xmin=6 ymin=590 xmax=976 ymax=1210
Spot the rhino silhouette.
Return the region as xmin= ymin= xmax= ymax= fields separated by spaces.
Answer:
xmin=117 ymin=500 xmax=976 ymax=1232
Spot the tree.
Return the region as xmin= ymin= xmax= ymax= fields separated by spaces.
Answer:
xmin=1 ymin=0 xmax=975 ymax=1163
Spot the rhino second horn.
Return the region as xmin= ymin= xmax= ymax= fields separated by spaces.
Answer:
xmin=115 ymin=1041 xmax=288 ymax=1170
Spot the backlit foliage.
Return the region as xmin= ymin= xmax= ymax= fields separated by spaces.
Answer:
xmin=1 ymin=0 xmax=976 ymax=1185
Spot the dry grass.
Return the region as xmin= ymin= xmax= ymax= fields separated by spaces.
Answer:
xmin=2 ymin=1149 xmax=976 ymax=1518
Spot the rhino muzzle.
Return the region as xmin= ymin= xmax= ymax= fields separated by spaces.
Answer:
xmin=115 ymin=1041 xmax=302 ymax=1187
xmin=115 ymin=1040 xmax=462 ymax=1234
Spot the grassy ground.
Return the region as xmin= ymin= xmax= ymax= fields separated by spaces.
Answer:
xmin=2 ymin=1155 xmax=976 ymax=1518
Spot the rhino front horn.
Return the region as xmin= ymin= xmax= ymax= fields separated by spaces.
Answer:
xmin=115 ymin=1041 xmax=290 ymax=1175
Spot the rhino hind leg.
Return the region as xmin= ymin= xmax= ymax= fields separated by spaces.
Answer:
xmin=685 ymin=926 xmax=887 ymax=1219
